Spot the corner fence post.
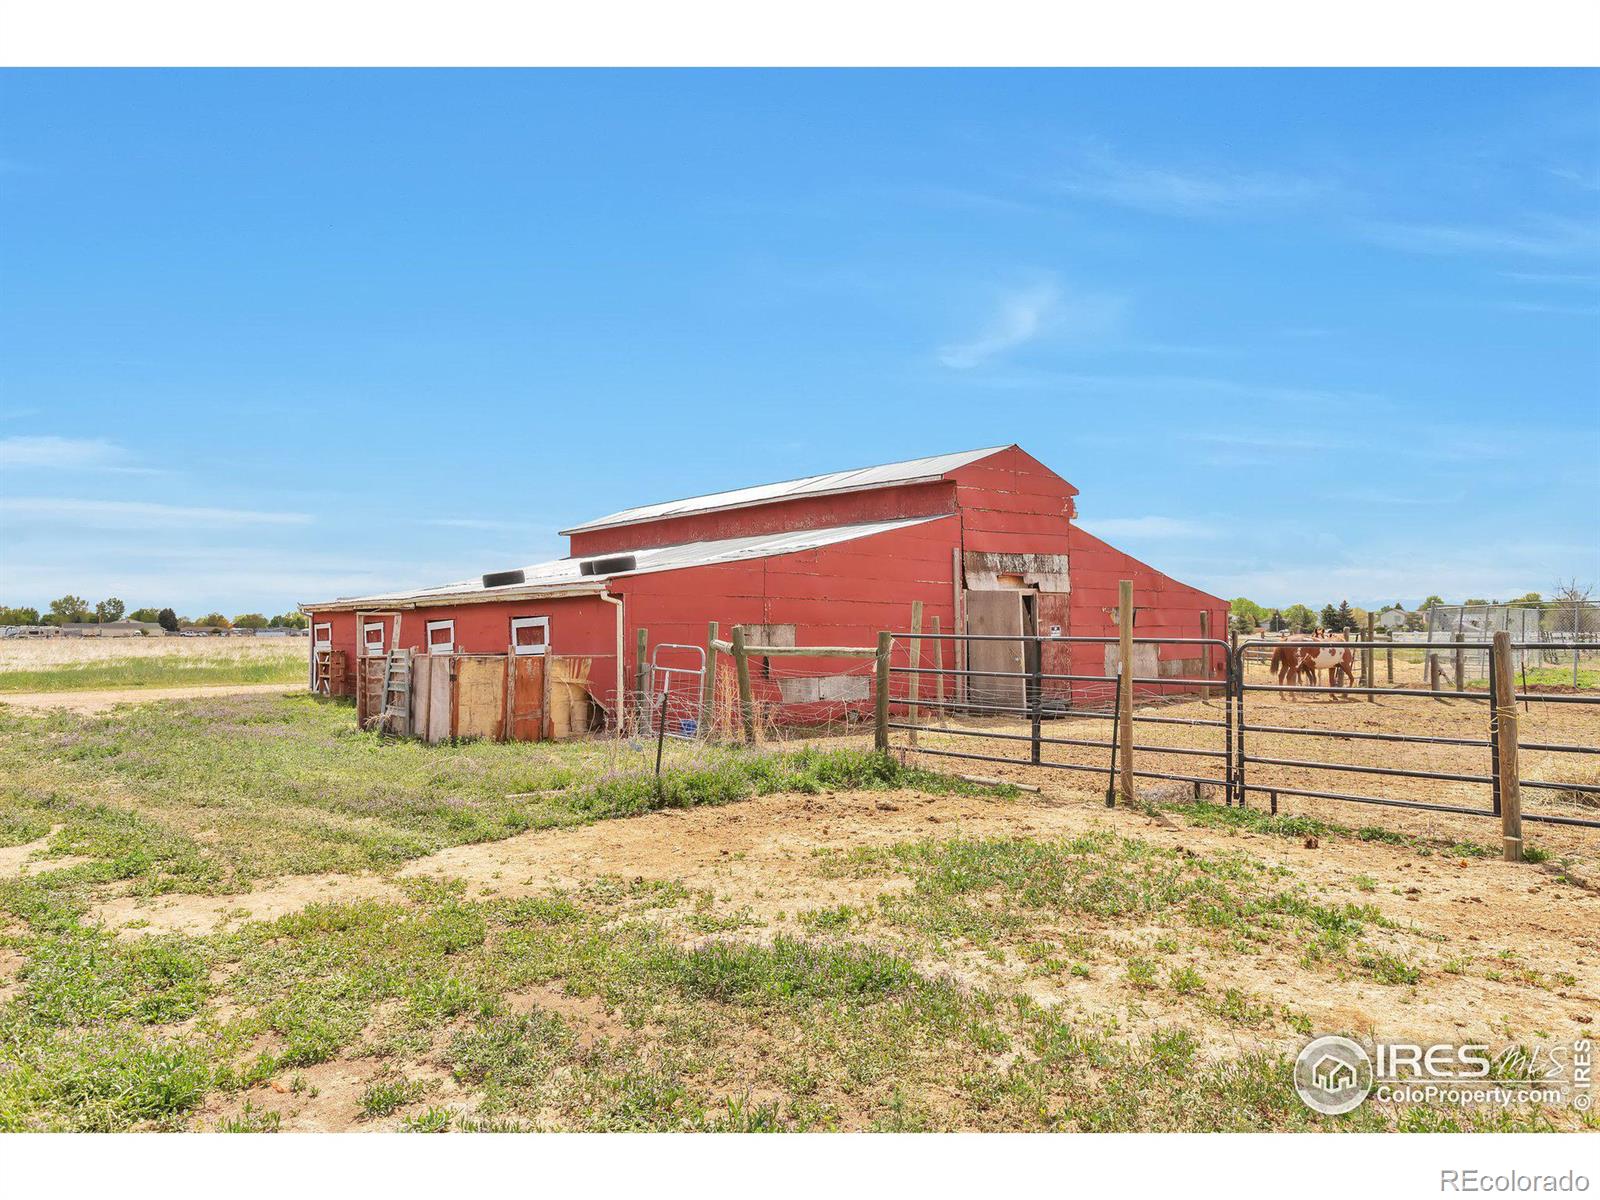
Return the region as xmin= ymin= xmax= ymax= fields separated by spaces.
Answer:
xmin=731 ymin=624 xmax=756 ymax=745
xmin=700 ymin=621 xmax=719 ymax=737
xmin=1491 ymin=631 xmax=1523 ymax=862
xmin=1117 ymin=579 xmax=1136 ymax=805
xmin=874 ymin=631 xmax=892 ymax=752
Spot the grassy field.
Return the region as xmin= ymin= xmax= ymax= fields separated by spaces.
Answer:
xmin=0 ymin=693 xmax=1594 ymax=1133
xmin=0 ymin=637 xmax=307 ymax=693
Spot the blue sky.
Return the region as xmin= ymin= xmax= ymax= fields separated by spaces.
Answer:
xmin=2 ymin=69 xmax=1596 ymax=616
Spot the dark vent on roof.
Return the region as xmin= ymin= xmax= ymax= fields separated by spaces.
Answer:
xmin=481 ymin=569 xmax=526 ymax=588
xmin=579 ymin=554 xmax=637 ymax=577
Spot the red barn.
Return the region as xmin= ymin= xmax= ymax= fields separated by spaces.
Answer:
xmin=302 ymin=445 xmax=1226 ymax=735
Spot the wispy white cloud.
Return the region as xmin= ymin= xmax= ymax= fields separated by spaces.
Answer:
xmin=937 ymin=280 xmax=1124 ymax=370
xmin=1055 ymin=150 xmax=1327 ymax=218
xmin=1078 ymin=516 xmax=1216 ymax=540
xmin=0 ymin=435 xmax=164 ymax=475
xmin=1 ymin=436 xmax=126 ymax=470
xmin=0 ymin=498 xmax=312 ymax=529
xmin=1361 ymin=215 xmax=1600 ymax=259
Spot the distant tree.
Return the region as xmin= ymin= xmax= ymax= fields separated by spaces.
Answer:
xmin=1318 ymin=603 xmax=1339 ymax=631
xmin=1283 ymin=604 xmax=1316 ymax=634
xmin=0 ymin=605 xmax=41 ymax=626
xmin=1267 ymin=609 xmax=1286 ymax=632
xmin=276 ymin=611 xmax=309 ymax=630
xmin=95 ymin=597 xmax=125 ymax=623
xmin=128 ymin=607 xmax=160 ymax=623
xmin=48 ymin=594 xmax=92 ymax=624
xmin=1551 ymin=579 xmax=1596 ymax=639
xmin=232 ymin=613 xmax=269 ymax=630
xmin=1349 ymin=605 xmax=1369 ymax=630
xmin=194 ymin=613 xmax=232 ymax=629
xmin=1463 ymin=597 xmax=1490 ymax=608
xmin=1419 ymin=595 xmax=1446 ymax=611
xmin=1510 ymin=592 xmax=1543 ymax=609
xmin=1229 ymin=597 xmax=1266 ymax=635
xmin=1335 ymin=601 xmax=1356 ymax=633
xmin=157 ymin=607 xmax=180 ymax=632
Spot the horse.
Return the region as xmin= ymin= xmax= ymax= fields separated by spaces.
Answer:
xmin=1270 ymin=636 xmax=1356 ymax=697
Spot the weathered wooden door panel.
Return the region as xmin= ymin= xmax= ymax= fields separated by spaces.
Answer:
xmin=1037 ymin=592 xmax=1071 ymax=703
xmin=426 ymin=657 xmax=452 ymax=743
xmin=410 ymin=656 xmax=433 ymax=742
xmin=455 ymin=656 xmax=506 ymax=741
xmin=965 ymin=590 xmax=1025 ymax=711
xmin=509 ymin=655 xmax=547 ymax=742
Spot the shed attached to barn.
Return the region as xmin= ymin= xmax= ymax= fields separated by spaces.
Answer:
xmin=301 ymin=444 xmax=1227 ymax=739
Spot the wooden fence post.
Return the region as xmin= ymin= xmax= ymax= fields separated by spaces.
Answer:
xmin=700 ymin=620 xmax=719 ymax=737
xmin=1492 ymin=631 xmax=1522 ymax=862
xmin=1386 ymin=630 xmax=1394 ymax=684
xmin=1454 ymin=632 xmax=1466 ymax=694
xmin=731 ymin=624 xmax=756 ymax=745
xmin=874 ymin=631 xmax=892 ymax=752
xmin=1199 ymin=610 xmax=1212 ymax=699
xmin=1364 ymin=613 xmax=1375 ymax=702
xmin=633 ymin=627 xmax=649 ymax=733
xmin=1118 ymin=579 xmax=1135 ymax=804
xmin=907 ymin=600 xmax=923 ymax=747
xmin=931 ymin=615 xmax=944 ymax=719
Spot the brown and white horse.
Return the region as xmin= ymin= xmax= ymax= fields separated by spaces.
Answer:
xmin=1270 ymin=636 xmax=1356 ymax=696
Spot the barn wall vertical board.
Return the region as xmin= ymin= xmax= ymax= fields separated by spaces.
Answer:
xmin=510 ymin=655 xmax=547 ymax=741
xmin=427 ymin=656 xmax=452 ymax=744
xmin=411 ymin=655 xmax=433 ymax=742
xmin=455 ymin=657 xmax=506 ymax=740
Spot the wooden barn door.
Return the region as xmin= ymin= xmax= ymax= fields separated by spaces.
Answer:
xmin=966 ymin=590 xmax=1026 ymax=712
xmin=508 ymin=655 xmax=548 ymax=741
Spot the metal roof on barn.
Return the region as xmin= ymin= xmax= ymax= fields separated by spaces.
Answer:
xmin=559 ymin=445 xmax=1008 ymax=536
xmin=308 ymin=514 xmax=950 ymax=610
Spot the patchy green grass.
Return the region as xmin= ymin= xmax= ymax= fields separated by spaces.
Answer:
xmin=0 ymin=693 xmax=1005 ymax=894
xmin=5 ymin=874 xmax=1571 ymax=1133
xmin=815 ymin=831 xmax=1416 ymax=992
xmin=0 ymin=692 xmax=1585 ymax=1134
xmin=0 ymin=652 xmax=306 ymax=694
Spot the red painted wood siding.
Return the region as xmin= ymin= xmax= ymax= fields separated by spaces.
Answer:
xmin=945 ymin=445 xmax=1078 ymax=556
xmin=568 ymin=479 xmax=957 ymax=557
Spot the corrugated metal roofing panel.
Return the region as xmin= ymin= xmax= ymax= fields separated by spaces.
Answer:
xmin=306 ymin=514 xmax=951 ymax=610
xmin=559 ymin=445 xmax=1008 ymax=535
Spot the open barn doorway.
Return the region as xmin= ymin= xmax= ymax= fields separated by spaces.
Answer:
xmin=965 ymin=588 xmax=1037 ymax=713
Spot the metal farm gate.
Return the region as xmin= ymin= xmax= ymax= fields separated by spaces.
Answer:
xmin=881 ymin=628 xmax=1235 ymax=803
xmin=1230 ymin=638 xmax=1599 ymax=836
xmin=877 ymin=624 xmax=1600 ymax=853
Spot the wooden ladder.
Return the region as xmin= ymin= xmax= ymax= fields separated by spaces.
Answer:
xmin=379 ymin=648 xmax=412 ymax=736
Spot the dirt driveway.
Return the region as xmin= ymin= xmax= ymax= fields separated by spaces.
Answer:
xmin=0 ymin=682 xmax=297 ymax=714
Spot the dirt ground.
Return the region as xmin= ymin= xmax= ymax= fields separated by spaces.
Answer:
xmin=97 ymin=775 xmax=1600 ymax=1059
xmin=881 ymin=682 xmax=1600 ymax=873
xmin=0 ymin=682 xmax=297 ymax=713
